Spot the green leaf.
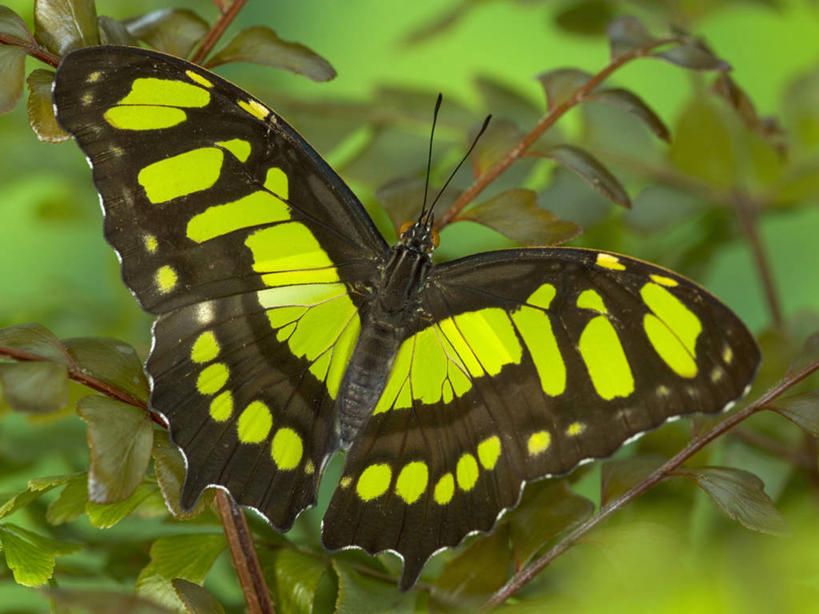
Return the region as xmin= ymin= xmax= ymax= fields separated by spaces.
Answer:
xmin=207 ymin=25 xmax=336 ymax=82
xmin=678 ymin=466 xmax=788 ymax=535
xmin=474 ymin=75 xmax=540 ymax=126
xmin=471 ymin=118 xmax=522 ymax=176
xmin=538 ymin=144 xmax=631 ymax=208
xmin=27 ymin=68 xmax=70 ymax=143
xmin=77 ymin=395 xmax=154 ymax=503
xmin=625 ymin=185 xmax=702 ymax=232
xmin=0 ymin=6 xmax=32 ymax=41
xmin=606 ymin=16 xmax=656 ymax=59
xmin=153 ymin=430 xmax=214 ymax=519
xmin=332 ymin=560 xmax=414 ymax=614
xmin=0 ymin=361 xmax=69 ymax=413
xmin=63 ymin=337 xmax=149 ymax=402
xmin=0 ymin=522 xmax=82 ymax=586
xmin=0 ymin=44 xmax=26 ymax=114
xmin=34 ymin=0 xmax=99 ymax=55
xmin=136 ymin=534 xmax=226 ymax=612
xmin=668 ymin=98 xmax=736 ymax=189
xmin=457 ymin=189 xmax=581 ymax=246
xmin=125 ymin=8 xmax=208 ymax=59
xmin=0 ymin=323 xmax=71 ymax=365
xmin=508 ymin=480 xmax=594 ymax=567
xmin=431 ymin=526 xmax=511 ymax=611
xmin=261 ymin=548 xmax=326 ymax=614
xmin=769 ymin=391 xmax=819 ymax=437
xmin=600 ymin=455 xmax=666 ymax=505
xmin=0 ymin=474 xmax=75 ymax=519
xmin=85 ymin=481 xmax=158 ymax=528
xmin=590 ymin=88 xmax=670 ymax=142
xmin=172 ymin=579 xmax=225 ymax=614
xmin=536 ymin=68 xmax=592 ymax=111
xmin=46 ymin=588 xmax=177 ymax=614
xmin=46 ymin=473 xmax=88 ymax=525
xmin=656 ymin=40 xmax=729 ymax=71
xmin=553 ymin=0 xmax=616 ymax=37
xmin=97 ymin=15 xmax=137 ymax=46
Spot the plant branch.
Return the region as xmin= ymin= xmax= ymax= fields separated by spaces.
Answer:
xmin=190 ymin=0 xmax=248 ymax=64
xmin=732 ymin=191 xmax=784 ymax=329
xmin=0 ymin=32 xmax=60 ymax=68
xmin=0 ymin=342 xmax=275 ymax=613
xmin=216 ymin=492 xmax=276 ymax=614
xmin=482 ymin=358 xmax=819 ymax=610
xmin=434 ymin=37 xmax=679 ymax=230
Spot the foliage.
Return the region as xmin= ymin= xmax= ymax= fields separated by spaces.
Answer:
xmin=0 ymin=0 xmax=818 ymax=612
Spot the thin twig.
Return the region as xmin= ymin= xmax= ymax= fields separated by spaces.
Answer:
xmin=190 ymin=0 xmax=249 ymax=64
xmin=732 ymin=191 xmax=784 ymax=329
xmin=216 ymin=492 xmax=276 ymax=614
xmin=482 ymin=358 xmax=819 ymax=610
xmin=0 ymin=342 xmax=276 ymax=612
xmin=434 ymin=36 xmax=680 ymax=230
xmin=0 ymin=32 xmax=60 ymax=68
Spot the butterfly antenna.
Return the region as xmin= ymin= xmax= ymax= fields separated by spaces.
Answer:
xmin=419 ymin=93 xmax=444 ymax=223
xmin=425 ymin=114 xmax=492 ymax=225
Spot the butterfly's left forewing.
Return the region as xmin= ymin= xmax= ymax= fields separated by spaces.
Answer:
xmin=323 ymin=246 xmax=760 ymax=588
xmin=54 ymin=46 xmax=385 ymax=529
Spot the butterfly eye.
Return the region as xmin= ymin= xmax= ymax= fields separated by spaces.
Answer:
xmin=399 ymin=221 xmax=413 ymax=235
xmin=430 ymin=229 xmax=440 ymax=248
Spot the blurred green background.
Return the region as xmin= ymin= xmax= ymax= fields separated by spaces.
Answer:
xmin=1 ymin=0 xmax=818 ymax=612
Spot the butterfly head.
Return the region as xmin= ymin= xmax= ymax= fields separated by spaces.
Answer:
xmin=398 ymin=220 xmax=439 ymax=254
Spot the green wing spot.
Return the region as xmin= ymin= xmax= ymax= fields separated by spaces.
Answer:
xmin=643 ymin=314 xmax=697 ymax=377
xmin=187 ymin=171 xmax=290 ymax=242
xmin=216 ymin=138 xmax=251 ymax=162
xmin=650 ymin=274 xmax=678 ymax=287
xmin=138 ymin=147 xmax=223 ymax=204
xmin=577 ymin=289 xmax=607 ymax=313
xmin=185 ymin=70 xmax=213 ymax=88
xmin=246 ymin=222 xmax=339 ymax=286
xmin=527 ymin=430 xmax=551 ymax=455
xmin=196 ymin=363 xmax=229 ymax=395
xmin=395 ymin=461 xmax=429 ymax=504
xmin=271 ymin=428 xmax=303 ymax=470
xmin=117 ymin=77 xmax=210 ymax=107
xmin=326 ymin=315 xmax=361 ymax=398
xmin=209 ymin=391 xmax=233 ymax=421
xmin=566 ymin=421 xmax=585 ymax=436
xmin=477 ymin=436 xmax=501 ymax=470
xmin=143 ymin=234 xmax=158 ymax=253
xmin=456 ymin=453 xmax=479 ymax=491
xmin=357 ymin=464 xmax=392 ymax=501
xmin=191 ymin=331 xmax=220 ymax=363
xmin=155 ymin=265 xmax=178 ymax=294
xmin=579 ymin=316 xmax=634 ymax=400
xmin=510 ymin=306 xmax=566 ymax=396
xmin=433 ymin=473 xmax=455 ymax=505
xmin=527 ymin=283 xmax=556 ymax=309
xmin=104 ymin=106 xmax=187 ymax=130
xmin=640 ymin=282 xmax=701 ymax=356
xmin=237 ymin=401 xmax=273 ymax=443
xmin=440 ymin=308 xmax=521 ymax=377
xmin=239 ymin=98 xmax=269 ymax=120
xmin=595 ymin=253 xmax=625 ymax=270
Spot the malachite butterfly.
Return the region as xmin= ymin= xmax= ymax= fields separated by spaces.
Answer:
xmin=53 ymin=46 xmax=760 ymax=589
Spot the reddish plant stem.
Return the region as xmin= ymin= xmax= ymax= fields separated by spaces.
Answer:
xmin=434 ymin=37 xmax=679 ymax=230
xmin=482 ymin=358 xmax=819 ymax=610
xmin=216 ymin=492 xmax=277 ymax=614
xmin=732 ymin=191 xmax=784 ymax=329
xmin=190 ymin=0 xmax=249 ymax=64
xmin=0 ymin=32 xmax=60 ymax=68
xmin=0 ymin=342 xmax=275 ymax=612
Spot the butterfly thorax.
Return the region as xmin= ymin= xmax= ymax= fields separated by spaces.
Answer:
xmin=336 ymin=222 xmax=434 ymax=448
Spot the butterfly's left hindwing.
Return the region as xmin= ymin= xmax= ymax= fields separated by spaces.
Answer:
xmin=323 ymin=247 xmax=760 ymax=588
xmin=54 ymin=46 xmax=384 ymax=529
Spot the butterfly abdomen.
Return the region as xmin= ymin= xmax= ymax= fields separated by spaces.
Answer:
xmin=337 ymin=243 xmax=432 ymax=448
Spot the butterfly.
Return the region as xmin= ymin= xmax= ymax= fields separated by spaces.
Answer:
xmin=53 ymin=45 xmax=760 ymax=589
